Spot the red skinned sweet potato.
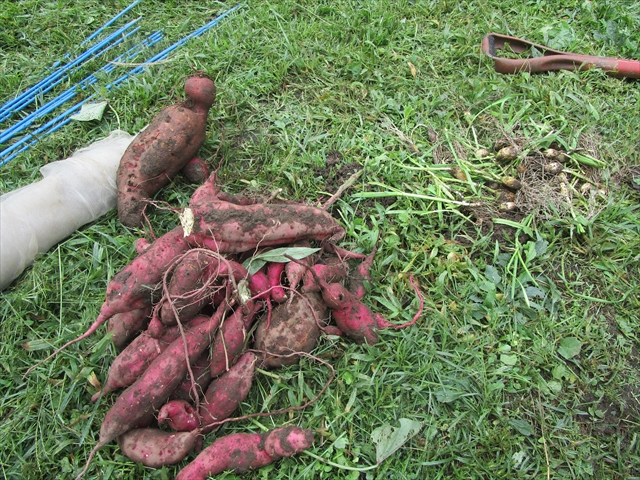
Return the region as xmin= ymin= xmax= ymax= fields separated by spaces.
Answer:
xmin=301 ymin=258 xmax=348 ymax=293
xmin=313 ymin=271 xmax=422 ymax=345
xmin=34 ymin=227 xmax=190 ymax=370
xmin=185 ymin=174 xmax=345 ymax=253
xmin=209 ymin=301 xmax=260 ymax=378
xmin=181 ymin=156 xmax=209 ymax=184
xmin=117 ymin=428 xmax=200 ymax=467
xmin=157 ymin=399 xmax=199 ymax=432
xmin=348 ymin=244 xmax=377 ymax=300
xmin=200 ymin=351 xmax=256 ymax=433
xmin=284 ymin=240 xmax=316 ymax=290
xmin=159 ymin=250 xmax=216 ymax=327
xmin=85 ymin=302 xmax=231 ymax=466
xmin=116 ymin=76 xmax=216 ymax=227
xmin=107 ymin=306 xmax=151 ymax=351
xmin=267 ymin=261 xmax=287 ymax=302
xmin=174 ymin=426 xmax=314 ymax=480
xmin=253 ymin=291 xmax=329 ymax=368
xmin=169 ymin=351 xmax=212 ymax=402
xmin=92 ymin=324 xmax=182 ymax=402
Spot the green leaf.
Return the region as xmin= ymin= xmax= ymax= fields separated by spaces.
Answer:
xmin=371 ymin=418 xmax=422 ymax=464
xmin=509 ymin=419 xmax=534 ymax=436
xmin=241 ymin=247 xmax=320 ymax=275
xmin=557 ymin=337 xmax=582 ymax=359
xmin=70 ymin=101 xmax=108 ymax=121
xmin=500 ymin=354 xmax=518 ymax=366
xmin=485 ymin=265 xmax=501 ymax=285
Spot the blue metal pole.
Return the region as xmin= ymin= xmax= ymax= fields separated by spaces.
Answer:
xmin=81 ymin=0 xmax=143 ymax=46
xmin=0 ymin=29 xmax=163 ymax=144
xmin=0 ymin=5 xmax=243 ymax=166
xmin=0 ymin=18 xmax=140 ymax=121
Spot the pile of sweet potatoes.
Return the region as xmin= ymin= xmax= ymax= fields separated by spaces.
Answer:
xmin=70 ymin=173 xmax=422 ymax=478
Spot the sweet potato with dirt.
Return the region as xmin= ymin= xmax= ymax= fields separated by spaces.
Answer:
xmin=200 ymin=352 xmax=256 ymax=433
xmin=159 ymin=250 xmax=216 ymax=327
xmin=79 ymin=302 xmax=231 ymax=472
xmin=32 ymin=227 xmax=190 ymax=370
xmin=209 ymin=301 xmax=260 ymax=378
xmin=117 ymin=428 xmax=200 ymax=467
xmin=157 ymin=399 xmax=199 ymax=432
xmin=181 ymin=156 xmax=209 ymax=184
xmin=313 ymin=271 xmax=423 ymax=345
xmin=169 ymin=351 xmax=212 ymax=402
xmin=116 ymin=76 xmax=216 ymax=227
xmin=253 ymin=291 xmax=329 ymax=368
xmin=107 ymin=306 xmax=152 ymax=351
xmin=284 ymin=240 xmax=316 ymax=290
xmin=91 ymin=324 xmax=182 ymax=402
xmin=301 ymin=257 xmax=348 ymax=293
xmin=267 ymin=261 xmax=287 ymax=302
xmin=184 ymin=174 xmax=345 ymax=253
xmin=174 ymin=425 xmax=314 ymax=480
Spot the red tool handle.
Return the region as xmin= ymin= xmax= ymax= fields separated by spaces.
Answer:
xmin=481 ymin=33 xmax=640 ymax=79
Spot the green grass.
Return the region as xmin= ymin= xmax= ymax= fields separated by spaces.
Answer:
xmin=1 ymin=1 xmax=639 ymax=479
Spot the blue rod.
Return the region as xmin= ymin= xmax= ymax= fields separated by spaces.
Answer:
xmin=0 ymin=5 xmax=243 ymax=166
xmin=0 ymin=18 xmax=140 ymax=120
xmin=0 ymin=26 xmax=146 ymax=125
xmin=81 ymin=0 xmax=143 ymax=46
xmin=0 ymin=32 xmax=164 ymax=163
xmin=0 ymin=29 xmax=163 ymax=144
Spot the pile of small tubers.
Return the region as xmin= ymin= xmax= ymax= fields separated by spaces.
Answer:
xmin=72 ymin=173 xmax=422 ymax=478
xmin=34 ymin=75 xmax=422 ymax=479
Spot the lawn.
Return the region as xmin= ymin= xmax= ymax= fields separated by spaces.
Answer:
xmin=1 ymin=1 xmax=639 ymax=479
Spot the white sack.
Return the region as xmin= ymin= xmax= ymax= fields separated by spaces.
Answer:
xmin=1 ymin=130 xmax=135 ymax=291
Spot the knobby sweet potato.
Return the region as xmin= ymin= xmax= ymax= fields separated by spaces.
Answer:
xmin=116 ymin=75 xmax=215 ymax=227
xmin=253 ymin=291 xmax=329 ymax=368
xmin=185 ymin=174 xmax=345 ymax=253
xmin=157 ymin=399 xmax=199 ymax=432
xmin=174 ymin=426 xmax=314 ymax=480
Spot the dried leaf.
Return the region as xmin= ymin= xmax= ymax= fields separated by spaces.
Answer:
xmin=408 ymin=61 xmax=417 ymax=78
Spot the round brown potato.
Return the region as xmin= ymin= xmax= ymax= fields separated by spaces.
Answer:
xmin=253 ymin=292 xmax=329 ymax=368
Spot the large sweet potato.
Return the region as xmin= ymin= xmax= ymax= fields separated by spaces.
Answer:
xmin=174 ymin=426 xmax=314 ymax=480
xmin=185 ymin=174 xmax=345 ymax=253
xmin=116 ymin=75 xmax=216 ymax=227
xmin=253 ymin=291 xmax=330 ymax=368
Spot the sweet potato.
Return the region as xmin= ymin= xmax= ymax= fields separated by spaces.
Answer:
xmin=107 ymin=306 xmax=151 ymax=351
xmin=200 ymin=352 xmax=256 ymax=434
xmin=301 ymin=258 xmax=348 ymax=293
xmin=185 ymin=174 xmax=345 ymax=253
xmin=116 ymin=75 xmax=216 ymax=227
xmin=169 ymin=351 xmax=212 ymax=402
xmin=88 ymin=302 xmax=230 ymax=461
xmin=38 ymin=227 xmax=189 ymax=366
xmin=253 ymin=291 xmax=329 ymax=368
xmin=284 ymin=240 xmax=316 ymax=290
xmin=348 ymin=244 xmax=377 ymax=300
xmin=91 ymin=324 xmax=181 ymax=402
xmin=117 ymin=428 xmax=200 ymax=467
xmin=181 ymin=156 xmax=209 ymax=184
xmin=209 ymin=301 xmax=260 ymax=378
xmin=313 ymin=272 xmax=423 ymax=345
xmin=157 ymin=399 xmax=199 ymax=432
xmin=267 ymin=261 xmax=287 ymax=302
xmin=174 ymin=426 xmax=314 ymax=480
xmin=159 ymin=250 xmax=217 ymax=327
